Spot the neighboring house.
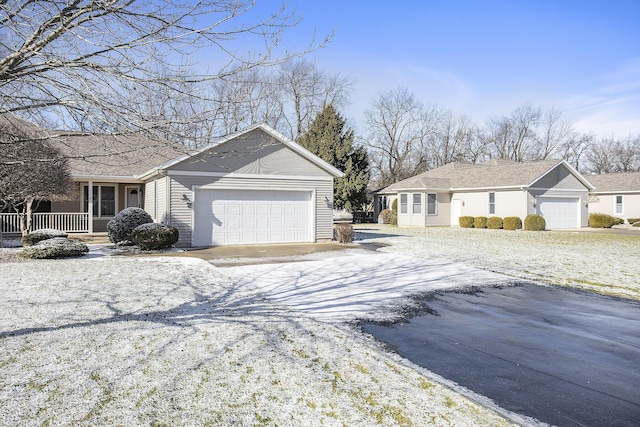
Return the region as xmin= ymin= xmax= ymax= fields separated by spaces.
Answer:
xmin=2 ymin=123 xmax=343 ymax=247
xmin=586 ymin=171 xmax=640 ymax=223
xmin=375 ymin=159 xmax=594 ymax=229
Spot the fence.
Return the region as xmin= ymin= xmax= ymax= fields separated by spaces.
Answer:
xmin=1 ymin=213 xmax=90 ymax=234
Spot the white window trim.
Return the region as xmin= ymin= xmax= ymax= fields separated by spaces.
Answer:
xmin=615 ymin=195 xmax=624 ymax=215
xmin=489 ymin=192 xmax=496 ymax=215
xmin=427 ymin=193 xmax=438 ymax=216
xmin=399 ymin=194 xmax=408 ymax=214
xmin=412 ymin=193 xmax=422 ymax=214
xmin=83 ymin=184 xmax=118 ymax=218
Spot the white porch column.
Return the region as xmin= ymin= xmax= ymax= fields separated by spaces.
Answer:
xmin=88 ymin=180 xmax=94 ymax=234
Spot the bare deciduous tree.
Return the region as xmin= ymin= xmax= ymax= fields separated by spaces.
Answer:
xmin=364 ymin=87 xmax=441 ymax=187
xmin=275 ymin=59 xmax=354 ymax=138
xmin=0 ymin=117 xmax=72 ymax=234
xmin=1 ymin=0 xmax=329 ymax=144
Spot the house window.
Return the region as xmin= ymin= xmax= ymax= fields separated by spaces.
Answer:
xmin=489 ymin=192 xmax=496 ymax=215
xmin=400 ymin=194 xmax=408 ymax=214
xmin=615 ymin=195 xmax=623 ymax=215
xmin=427 ymin=193 xmax=437 ymax=215
xmin=83 ymin=185 xmax=116 ymax=217
xmin=412 ymin=193 xmax=422 ymax=214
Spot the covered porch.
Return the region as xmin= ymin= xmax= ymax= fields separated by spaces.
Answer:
xmin=1 ymin=180 xmax=144 ymax=236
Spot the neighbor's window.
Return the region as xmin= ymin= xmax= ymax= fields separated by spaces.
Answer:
xmin=83 ymin=185 xmax=116 ymax=217
xmin=400 ymin=194 xmax=408 ymax=214
xmin=489 ymin=192 xmax=496 ymax=215
xmin=427 ymin=193 xmax=437 ymax=215
xmin=412 ymin=193 xmax=422 ymax=214
xmin=615 ymin=195 xmax=623 ymax=215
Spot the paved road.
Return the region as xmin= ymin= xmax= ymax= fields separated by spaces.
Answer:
xmin=361 ymin=283 xmax=640 ymax=427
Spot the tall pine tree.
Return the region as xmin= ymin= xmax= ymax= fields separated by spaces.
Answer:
xmin=297 ymin=105 xmax=369 ymax=212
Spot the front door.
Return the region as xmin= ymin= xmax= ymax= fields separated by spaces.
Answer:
xmin=126 ymin=187 xmax=140 ymax=208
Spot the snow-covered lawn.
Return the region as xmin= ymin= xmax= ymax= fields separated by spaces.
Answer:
xmin=0 ymin=255 xmax=515 ymax=426
xmin=355 ymin=225 xmax=640 ymax=300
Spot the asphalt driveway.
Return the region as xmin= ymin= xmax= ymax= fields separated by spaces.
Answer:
xmin=361 ymin=283 xmax=640 ymax=427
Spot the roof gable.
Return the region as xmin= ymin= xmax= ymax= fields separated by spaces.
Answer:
xmin=138 ymin=123 xmax=343 ymax=180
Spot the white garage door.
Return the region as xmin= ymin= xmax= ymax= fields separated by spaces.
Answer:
xmin=536 ymin=197 xmax=580 ymax=229
xmin=193 ymin=189 xmax=312 ymax=246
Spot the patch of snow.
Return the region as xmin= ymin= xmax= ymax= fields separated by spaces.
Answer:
xmin=222 ymin=252 xmax=512 ymax=323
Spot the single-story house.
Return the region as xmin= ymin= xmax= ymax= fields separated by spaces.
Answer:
xmin=2 ymin=123 xmax=343 ymax=247
xmin=586 ymin=171 xmax=640 ymax=223
xmin=375 ymin=159 xmax=595 ymax=229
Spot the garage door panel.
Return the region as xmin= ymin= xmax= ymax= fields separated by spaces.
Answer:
xmin=536 ymin=197 xmax=579 ymax=229
xmin=194 ymin=189 xmax=312 ymax=246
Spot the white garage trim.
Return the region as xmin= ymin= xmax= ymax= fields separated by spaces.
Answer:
xmin=536 ymin=196 xmax=580 ymax=229
xmin=192 ymin=187 xmax=316 ymax=246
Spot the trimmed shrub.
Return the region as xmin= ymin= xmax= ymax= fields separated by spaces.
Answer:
xmin=503 ymin=217 xmax=522 ymax=230
xmin=21 ymin=237 xmax=89 ymax=259
xmin=524 ymin=214 xmax=546 ymax=231
xmin=474 ymin=216 xmax=488 ymax=229
xmin=390 ymin=199 xmax=398 ymax=225
xmin=334 ymin=223 xmax=355 ymax=243
xmin=107 ymin=207 xmax=153 ymax=244
xmin=613 ymin=217 xmax=625 ymax=225
xmin=628 ymin=218 xmax=640 ymax=225
xmin=589 ymin=213 xmax=617 ymax=228
xmin=633 ymin=221 xmax=640 ymax=227
xmin=131 ymin=223 xmax=179 ymax=250
xmin=22 ymin=229 xmax=67 ymax=246
xmin=380 ymin=209 xmax=393 ymax=224
xmin=486 ymin=216 xmax=503 ymax=229
xmin=459 ymin=216 xmax=474 ymax=228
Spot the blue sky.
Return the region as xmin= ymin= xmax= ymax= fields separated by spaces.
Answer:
xmin=243 ymin=1 xmax=640 ymax=136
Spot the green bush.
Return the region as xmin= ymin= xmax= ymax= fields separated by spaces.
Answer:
xmin=589 ymin=213 xmax=617 ymax=228
xmin=459 ymin=216 xmax=474 ymax=228
xmin=474 ymin=216 xmax=488 ymax=229
xmin=486 ymin=217 xmax=503 ymax=229
xmin=503 ymin=217 xmax=522 ymax=230
xmin=20 ymin=237 xmax=89 ymax=259
xmin=524 ymin=214 xmax=546 ymax=231
xmin=628 ymin=218 xmax=640 ymax=225
xmin=107 ymin=207 xmax=153 ymax=244
xmin=131 ymin=223 xmax=179 ymax=250
xmin=334 ymin=223 xmax=355 ymax=243
xmin=22 ymin=229 xmax=67 ymax=246
xmin=380 ymin=209 xmax=396 ymax=225
xmin=388 ymin=198 xmax=398 ymax=225
xmin=633 ymin=221 xmax=640 ymax=227
xmin=613 ymin=217 xmax=624 ymax=225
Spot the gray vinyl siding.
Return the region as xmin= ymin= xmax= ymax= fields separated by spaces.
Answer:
xmin=51 ymin=199 xmax=81 ymax=213
xmin=145 ymin=176 xmax=168 ymax=223
xmin=167 ymin=174 xmax=334 ymax=247
xmin=144 ymin=181 xmax=156 ymax=220
xmin=173 ymin=129 xmax=328 ymax=177
xmin=532 ymin=164 xmax=585 ymax=190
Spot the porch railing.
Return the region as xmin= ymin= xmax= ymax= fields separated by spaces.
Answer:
xmin=1 ymin=213 xmax=90 ymax=234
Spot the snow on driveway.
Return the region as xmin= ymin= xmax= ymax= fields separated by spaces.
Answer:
xmin=222 ymin=252 xmax=512 ymax=322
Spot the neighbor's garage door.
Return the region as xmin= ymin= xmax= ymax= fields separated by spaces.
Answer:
xmin=536 ymin=197 xmax=580 ymax=229
xmin=193 ymin=189 xmax=312 ymax=246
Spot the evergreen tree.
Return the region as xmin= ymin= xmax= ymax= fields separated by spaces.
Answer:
xmin=297 ymin=105 xmax=369 ymax=212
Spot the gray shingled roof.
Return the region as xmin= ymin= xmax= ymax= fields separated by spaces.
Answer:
xmin=380 ymin=159 xmax=565 ymax=193
xmin=48 ymin=132 xmax=188 ymax=178
xmin=586 ymin=172 xmax=640 ymax=192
